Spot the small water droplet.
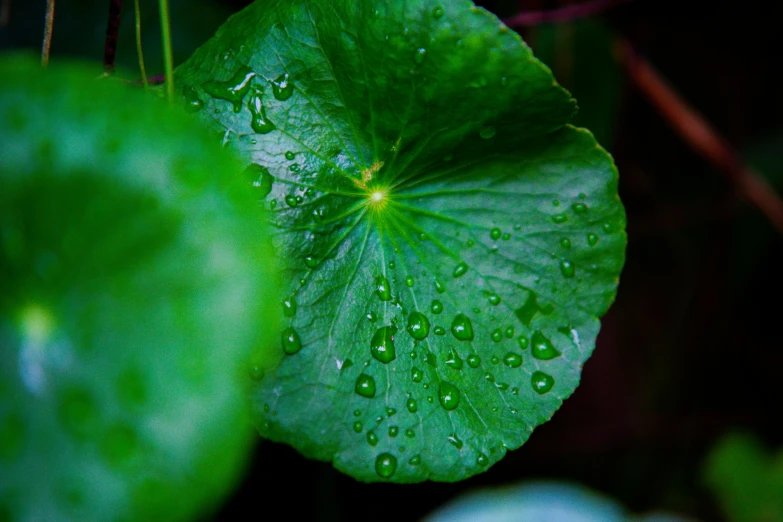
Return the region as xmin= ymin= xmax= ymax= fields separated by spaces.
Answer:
xmin=414 ymin=48 xmax=427 ymax=64
xmin=467 ymin=354 xmax=481 ymax=368
xmin=285 ymin=194 xmax=298 ymax=207
xmin=491 ymin=328 xmax=503 ymax=342
xmin=304 ymin=256 xmax=318 ymax=268
xmin=603 ymin=223 xmax=614 ymax=233
xmin=560 ymin=238 xmax=572 ymax=249
xmin=572 ymin=202 xmax=588 ymax=214
xmin=370 ymin=326 xmax=397 ymax=363
xmin=479 ymin=126 xmax=496 ymax=139
xmin=432 ymin=5 xmax=444 ymax=18
xmin=587 ymin=233 xmax=599 ymax=246
xmin=409 ymin=455 xmax=421 ymax=465
xmin=411 ymin=367 xmax=423 ymax=383
xmin=406 ymin=311 xmax=430 ymax=340
xmin=431 ymin=300 xmax=443 ymax=314
xmin=285 ymin=151 xmax=295 ymax=160
xmin=355 ymin=374 xmax=376 ymax=398
xmin=488 ymin=293 xmax=501 ymax=306
xmin=451 ymin=314 xmax=474 ymax=341
xmin=388 ymin=261 xmax=396 ymax=269
xmin=353 ymin=409 xmax=362 ymax=417
xmin=202 ymin=66 xmax=256 ymax=112
xmin=388 ymin=426 xmax=399 ymax=437
xmin=245 ymin=164 xmax=274 ymax=198
xmin=438 ymin=381 xmax=460 ymax=410
xmin=406 ymin=398 xmax=418 ymax=413
xmin=366 ymin=311 xmax=378 ymax=323
xmin=281 ymin=327 xmax=302 ymax=354
xmin=453 ymin=262 xmax=468 ymax=278
xmin=553 ymin=200 xmax=561 ymax=207
xmin=375 ymin=276 xmax=392 ymax=301
xmin=490 ymin=356 xmax=499 ymax=365
xmin=271 ymin=73 xmax=294 ymax=101
xmin=484 ymin=372 xmax=495 ymax=382
xmin=375 ymin=452 xmax=397 ymax=478
xmin=367 ymin=430 xmax=378 ymax=446
xmin=476 ymin=453 xmax=489 ymax=466
xmin=502 ymin=352 xmax=522 ymax=368
xmin=182 ymin=85 xmax=204 ymax=113
xmin=531 ymin=331 xmax=561 ymax=360
xmin=447 ymin=433 xmax=463 ymax=449
xmin=353 ymin=421 xmax=363 ymax=433
xmin=434 ymin=279 xmax=446 ymax=293
xmin=518 ymin=336 xmax=529 ymax=349
xmin=445 ymin=349 xmax=464 ymax=370
xmin=248 ymin=88 xmax=276 ymax=134
xmin=559 ymin=260 xmax=575 ymax=278
xmin=434 ymin=326 xmax=446 ymax=336
xmin=490 ymin=228 xmax=501 ymax=240
xmin=467 ymin=239 xmax=475 ymax=247
xmin=504 ymin=327 xmax=514 ymax=339
xmin=405 ymin=275 xmax=414 ymax=287
xmin=386 ymin=407 xmax=396 ymax=417
xmin=531 ymin=371 xmax=555 ymax=394
xmin=405 ymin=429 xmax=415 ymax=438
xmin=282 ymin=295 xmax=297 ymax=317
xmin=552 ymin=213 xmax=568 ymax=224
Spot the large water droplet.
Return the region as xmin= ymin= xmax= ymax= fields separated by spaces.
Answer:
xmin=355 ymin=374 xmax=376 ymax=398
xmin=375 ymin=452 xmax=397 ymax=478
xmin=406 ymin=311 xmax=430 ymax=340
xmin=248 ymin=88 xmax=276 ymax=134
xmin=245 ymin=164 xmax=274 ymax=198
xmin=282 ymin=295 xmax=297 ymax=317
xmin=559 ymin=260 xmax=575 ymax=278
xmin=502 ymin=352 xmax=522 ymax=368
xmin=453 ymin=261 xmax=468 ymax=278
xmin=479 ymin=126 xmax=497 ymax=139
xmin=281 ymin=327 xmax=302 ymax=354
xmin=406 ymin=398 xmax=418 ymax=413
xmin=285 ymin=194 xmax=298 ymax=207
xmin=531 ymin=331 xmax=561 ymax=360
xmin=375 ymin=275 xmax=392 ymax=301
xmin=202 ymin=66 xmax=256 ymax=112
xmin=572 ymin=202 xmax=588 ymax=214
xmin=271 ymin=73 xmax=294 ymax=101
xmin=411 ymin=367 xmax=423 ymax=383
xmin=552 ymin=213 xmax=568 ymax=224
xmin=438 ymin=381 xmax=460 ymax=410
xmin=531 ymin=371 xmax=555 ymax=394
xmin=490 ymin=228 xmax=501 ymax=240
xmin=182 ymin=85 xmax=204 ymax=113
xmin=369 ymin=326 xmax=396 ymax=363
xmin=451 ymin=314 xmax=474 ymax=341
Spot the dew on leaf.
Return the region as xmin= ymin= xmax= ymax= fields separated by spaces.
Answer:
xmin=531 ymin=371 xmax=555 ymax=394
xmin=518 ymin=336 xmax=529 ymax=349
xmin=490 ymin=356 xmax=499 ymax=365
xmin=406 ymin=398 xmax=418 ymax=413
xmin=466 ymin=239 xmax=475 ymax=247
xmin=559 ymin=260 xmax=575 ymax=278
xmin=447 ymin=433 xmax=463 ymax=449
xmin=282 ymin=327 xmax=302 ymax=354
xmin=418 ymin=232 xmax=427 ymax=240
xmin=248 ymin=88 xmax=276 ymax=134
xmin=405 ymin=275 xmax=414 ymax=287
xmin=411 ymin=367 xmax=423 ymax=383
xmin=367 ymin=430 xmax=378 ymax=446
xmin=434 ymin=326 xmax=446 ymax=336
xmin=438 ymin=381 xmax=460 ymax=410
xmin=451 ymin=314 xmax=474 ymax=341
xmin=453 ymin=261 xmax=468 ymax=278
xmin=603 ymin=223 xmax=613 ymax=233
xmin=201 ymin=65 xmax=255 ymax=112
xmin=531 ymin=331 xmax=561 ymax=360
xmin=479 ymin=126 xmax=496 ymax=139
xmin=341 ymin=359 xmax=354 ymax=371
xmin=405 ymin=429 xmax=415 ymax=438
xmin=366 ymin=311 xmax=378 ymax=323
xmin=406 ymin=311 xmax=430 ymax=340
xmin=304 ymin=256 xmax=318 ymax=268
xmin=466 ymin=353 xmax=481 ymax=368
xmin=414 ymin=48 xmax=427 ymax=64
xmin=502 ymin=352 xmax=522 ymax=368
xmin=271 ymin=73 xmax=294 ymax=101
xmin=353 ymin=421 xmax=363 ymax=433
xmin=572 ymin=202 xmax=588 ymax=214
xmin=491 ymin=328 xmax=503 ymax=342
xmin=375 ymin=276 xmax=392 ymax=301
xmin=445 ymin=349 xmax=464 ymax=370
xmin=434 ymin=279 xmax=446 ymax=293
xmin=552 ymin=213 xmax=568 ymax=224
xmin=375 ymin=452 xmax=397 ymax=478
xmin=432 ymin=5 xmax=444 ymax=18
xmin=284 ymin=151 xmax=295 ymax=160
xmin=424 ymin=351 xmax=437 ymax=367
xmin=409 ymin=455 xmax=421 ymax=465
xmin=370 ymin=326 xmax=397 ymax=364
xmin=431 ymin=300 xmax=443 ymax=314
xmin=476 ymin=453 xmax=489 ymax=467
xmin=490 ymin=228 xmax=501 ymax=240
xmin=355 ymin=374 xmax=376 ymax=398
xmin=488 ymin=293 xmax=501 ymax=306
xmin=389 ymin=426 xmax=399 ymax=437
xmin=515 ymin=291 xmax=554 ymax=326
xmin=388 ymin=261 xmax=396 ymax=269
xmin=504 ymin=327 xmax=514 ymax=339
xmin=248 ymin=365 xmax=264 ymax=381
xmin=244 ymin=164 xmax=274 ymax=198
xmin=560 ymin=238 xmax=572 ymax=249
xmin=285 ymin=195 xmax=298 ymax=207
xmin=182 ymin=85 xmax=204 ymax=113
xmin=484 ymin=372 xmax=495 ymax=382
xmin=282 ymin=295 xmax=297 ymax=317
xmin=502 ymin=233 xmax=511 ymax=241
xmin=587 ymin=232 xmax=599 ymax=246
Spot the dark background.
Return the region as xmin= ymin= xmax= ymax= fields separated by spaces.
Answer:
xmin=4 ymin=0 xmax=782 ymax=519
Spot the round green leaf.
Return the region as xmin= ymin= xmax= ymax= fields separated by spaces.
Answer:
xmin=175 ymin=0 xmax=626 ymax=482
xmin=0 ymin=56 xmax=279 ymax=520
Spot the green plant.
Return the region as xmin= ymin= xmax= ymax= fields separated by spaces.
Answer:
xmin=0 ymin=0 xmax=625 ymax=517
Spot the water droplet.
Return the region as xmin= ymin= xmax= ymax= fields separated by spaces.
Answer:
xmin=434 ymin=326 xmax=446 ymax=336
xmin=389 ymin=261 xmax=396 ymax=269
xmin=341 ymin=359 xmax=353 ymax=371
xmin=587 ymin=233 xmax=599 ymax=246
xmin=411 ymin=367 xmax=423 ymax=383
xmin=515 ymin=291 xmax=554 ymax=326
xmin=502 ymin=233 xmax=511 ymax=241
xmin=467 ymin=354 xmax=481 ymax=368
xmin=284 ymin=151 xmax=295 ymax=160
xmin=182 ymin=85 xmax=204 ymax=113
xmin=438 ymin=381 xmax=460 ymax=410
xmin=603 ymin=223 xmax=614 ymax=233
xmin=532 ymin=371 xmax=555 ymax=394
xmin=366 ymin=311 xmax=378 ymax=323
xmin=370 ymin=326 xmax=397 ymax=363
xmin=375 ymin=276 xmax=392 ymax=301
xmin=353 ymin=421 xmax=363 ymax=433
xmin=388 ymin=426 xmax=399 ymax=438
xmin=552 ymin=213 xmax=568 ymax=224
xmin=502 ymin=352 xmax=522 ymax=368
xmin=405 ymin=275 xmax=414 ymax=287
xmin=270 ymin=200 xmax=277 ymax=209
xmin=572 ymin=202 xmax=588 ymax=214
xmin=282 ymin=327 xmax=302 ymax=354
xmin=490 ymin=228 xmax=501 ymax=240
xmin=491 ymin=328 xmax=503 ymax=342
xmin=409 ymin=455 xmax=421 ymax=465
xmin=355 ymin=374 xmax=376 ymax=398
xmin=249 ymin=364 xmax=264 ymax=381
xmin=375 ymin=452 xmax=397 ymax=478
xmin=559 ymin=260 xmax=575 ymax=278
xmin=447 ymin=433 xmax=463 ymax=449
xmin=479 ymin=126 xmax=496 ymax=139
xmin=511 ymin=387 xmax=519 ymax=395
xmin=434 ymin=279 xmax=446 ymax=293
xmin=476 ymin=453 xmax=489 ymax=466
xmin=367 ymin=431 xmax=378 ymax=446
xmin=282 ymin=295 xmax=297 ymax=317
xmin=490 ymin=356 xmax=499 ymax=365
xmin=560 ymin=238 xmax=572 ymax=249
xmin=487 ymin=293 xmax=501 ymax=306
xmin=467 ymin=239 xmax=475 ymax=247
xmin=202 ymin=66 xmax=256 ymax=112
xmin=431 ymin=300 xmax=443 ymax=314
xmin=414 ymin=48 xmax=427 ymax=64
xmin=453 ymin=262 xmax=468 ymax=278
xmin=304 ymin=256 xmax=318 ymax=268
xmin=386 ymin=407 xmax=396 ymax=417
xmin=484 ymin=372 xmax=495 ymax=382
xmin=531 ymin=331 xmax=561 ymax=360
xmin=406 ymin=398 xmax=418 ymax=413
xmin=425 ymin=351 xmax=437 ymax=367
xmin=271 ymin=73 xmax=294 ymax=101
xmin=285 ymin=195 xmax=298 ymax=207
xmin=432 ymin=5 xmax=444 ymax=18
xmin=553 ymin=200 xmax=561 ymax=207
xmin=445 ymin=349 xmax=464 ymax=370
xmin=504 ymin=327 xmax=514 ymax=339
xmin=245 ymin=164 xmax=274 ymax=198
xmin=405 ymin=429 xmax=415 ymax=438
xmin=406 ymin=312 xmax=430 ymax=340
xmin=248 ymin=88 xmax=276 ymax=134
xmin=418 ymin=232 xmax=428 ymax=240
xmin=451 ymin=314 xmax=474 ymax=341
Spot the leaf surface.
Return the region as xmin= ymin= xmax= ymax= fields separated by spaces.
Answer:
xmin=176 ymin=0 xmax=626 ymax=482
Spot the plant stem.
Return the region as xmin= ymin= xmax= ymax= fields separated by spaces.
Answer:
xmin=103 ymin=0 xmax=122 ymax=74
xmin=504 ymin=0 xmax=628 ymax=27
xmin=134 ymin=0 xmax=148 ymax=87
xmin=159 ymin=0 xmax=174 ymax=101
xmin=1 ymin=0 xmax=11 ymax=28
xmin=41 ymin=0 xmax=55 ymax=66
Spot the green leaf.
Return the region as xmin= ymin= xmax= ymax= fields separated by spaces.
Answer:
xmin=175 ymin=0 xmax=626 ymax=482
xmin=0 ymin=55 xmax=279 ymax=520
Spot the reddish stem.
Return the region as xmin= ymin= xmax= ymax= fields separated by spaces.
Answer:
xmin=503 ymin=0 xmax=627 ymax=27
xmin=103 ymin=0 xmax=123 ymax=74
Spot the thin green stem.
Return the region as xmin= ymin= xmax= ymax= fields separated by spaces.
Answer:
xmin=158 ymin=0 xmax=174 ymax=100
xmin=134 ymin=0 xmax=148 ymax=87
xmin=41 ymin=0 xmax=55 ymax=66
